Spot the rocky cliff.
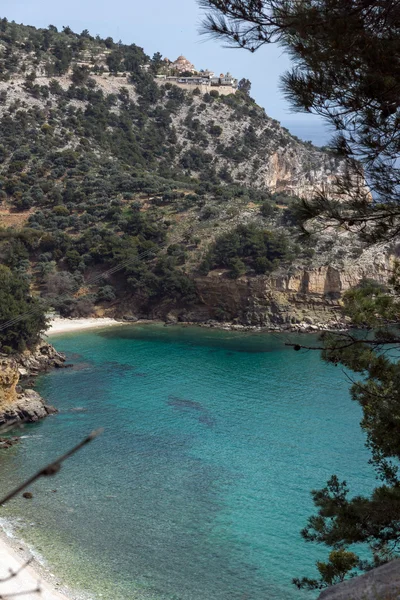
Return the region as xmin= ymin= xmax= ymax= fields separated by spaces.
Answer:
xmin=317 ymin=559 xmax=400 ymax=600
xmin=116 ymin=244 xmax=391 ymax=330
xmin=0 ymin=343 xmax=65 ymax=426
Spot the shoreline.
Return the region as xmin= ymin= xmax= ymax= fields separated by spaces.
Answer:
xmin=0 ymin=524 xmax=77 ymax=600
xmin=45 ymin=316 xmax=349 ymax=337
xmin=46 ymin=317 xmax=123 ymax=336
xmin=5 ymin=314 xmax=348 ymax=600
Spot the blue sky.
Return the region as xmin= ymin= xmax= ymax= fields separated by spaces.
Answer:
xmin=1 ymin=0 xmax=331 ymax=143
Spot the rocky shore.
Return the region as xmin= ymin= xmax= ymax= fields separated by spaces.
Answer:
xmin=119 ymin=313 xmax=349 ymax=334
xmin=0 ymin=342 xmax=66 ymax=426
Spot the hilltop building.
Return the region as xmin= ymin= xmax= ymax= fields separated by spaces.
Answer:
xmin=169 ymin=55 xmax=196 ymax=74
xmin=156 ymin=57 xmax=238 ymax=95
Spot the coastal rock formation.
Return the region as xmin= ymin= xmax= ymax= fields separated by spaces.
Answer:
xmin=134 ymin=247 xmax=391 ymax=329
xmin=0 ymin=387 xmax=56 ymax=426
xmin=0 ymin=342 xmax=65 ymax=426
xmin=0 ymin=21 xmax=387 ymax=334
xmin=318 ymin=560 xmax=400 ymax=600
xmin=17 ymin=341 xmax=66 ymax=376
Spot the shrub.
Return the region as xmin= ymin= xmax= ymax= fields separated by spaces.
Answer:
xmin=0 ymin=265 xmax=47 ymax=352
xmin=203 ymin=224 xmax=292 ymax=275
xmin=209 ymin=124 xmax=223 ymax=136
xmin=96 ymin=285 xmax=116 ymax=302
xmin=260 ymin=202 xmax=276 ymax=218
xmin=228 ymin=258 xmax=246 ymax=279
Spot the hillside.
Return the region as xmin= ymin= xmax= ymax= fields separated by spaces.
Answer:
xmin=0 ymin=19 xmax=392 ymax=330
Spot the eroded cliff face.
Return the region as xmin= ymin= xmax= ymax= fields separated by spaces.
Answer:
xmin=262 ymin=148 xmax=341 ymax=198
xmin=116 ymin=246 xmax=392 ymax=330
xmin=0 ymin=358 xmax=19 ymax=411
xmin=174 ymin=249 xmax=393 ymax=329
xmin=0 ymin=342 xmax=65 ymax=425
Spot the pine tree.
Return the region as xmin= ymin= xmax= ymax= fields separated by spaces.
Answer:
xmin=0 ymin=266 xmax=47 ymax=353
xmin=200 ymin=0 xmax=400 ymax=242
xmin=200 ymin=0 xmax=400 ymax=588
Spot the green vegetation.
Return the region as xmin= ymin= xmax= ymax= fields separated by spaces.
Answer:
xmin=292 ymin=278 xmax=400 ymax=590
xmin=200 ymin=224 xmax=293 ymax=277
xmin=0 ymin=265 xmax=47 ymax=352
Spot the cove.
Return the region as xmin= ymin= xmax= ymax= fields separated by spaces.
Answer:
xmin=0 ymin=324 xmax=376 ymax=600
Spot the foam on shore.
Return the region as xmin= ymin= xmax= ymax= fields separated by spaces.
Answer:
xmin=0 ymin=525 xmax=74 ymax=600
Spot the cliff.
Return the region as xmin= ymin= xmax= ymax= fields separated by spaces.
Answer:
xmin=0 ymin=343 xmax=65 ymax=426
xmin=114 ymin=243 xmax=391 ymax=330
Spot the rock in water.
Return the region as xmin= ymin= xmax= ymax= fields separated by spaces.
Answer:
xmin=318 ymin=560 xmax=400 ymax=600
xmin=0 ymin=389 xmax=57 ymax=425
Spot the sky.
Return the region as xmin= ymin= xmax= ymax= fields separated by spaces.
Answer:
xmin=1 ymin=0 xmax=332 ymax=144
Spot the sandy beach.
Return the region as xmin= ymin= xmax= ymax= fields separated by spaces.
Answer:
xmin=46 ymin=317 xmax=122 ymax=336
xmin=0 ymin=530 xmax=74 ymax=600
xmin=0 ymin=317 xmax=118 ymax=599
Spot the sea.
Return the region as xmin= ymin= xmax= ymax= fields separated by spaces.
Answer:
xmin=282 ymin=120 xmax=333 ymax=147
xmin=0 ymin=325 xmax=376 ymax=600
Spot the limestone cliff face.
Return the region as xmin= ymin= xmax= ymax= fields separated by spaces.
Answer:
xmin=262 ymin=148 xmax=341 ymax=198
xmin=117 ymin=246 xmax=392 ymax=329
xmin=169 ymin=93 xmax=344 ymax=196
xmin=182 ymin=251 xmax=392 ymax=328
xmin=0 ymin=358 xmax=19 ymax=411
xmin=0 ymin=342 xmax=65 ymax=426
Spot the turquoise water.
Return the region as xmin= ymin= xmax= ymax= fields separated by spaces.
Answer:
xmin=0 ymin=325 xmax=376 ymax=600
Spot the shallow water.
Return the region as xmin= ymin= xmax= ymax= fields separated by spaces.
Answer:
xmin=0 ymin=325 xmax=376 ymax=599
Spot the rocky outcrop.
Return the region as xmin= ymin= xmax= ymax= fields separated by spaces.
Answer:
xmin=16 ymin=341 xmax=66 ymax=377
xmin=182 ymin=252 xmax=391 ymax=329
xmin=318 ymin=560 xmax=400 ymax=600
xmin=0 ymin=342 xmax=65 ymax=426
xmin=0 ymin=388 xmax=57 ymax=426
xmin=128 ymin=247 xmax=391 ymax=330
xmin=117 ymin=249 xmax=393 ymax=331
xmin=190 ymin=274 xmax=342 ymax=328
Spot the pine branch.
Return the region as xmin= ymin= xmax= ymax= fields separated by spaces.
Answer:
xmin=0 ymin=429 xmax=103 ymax=506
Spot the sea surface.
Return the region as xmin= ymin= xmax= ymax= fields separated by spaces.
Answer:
xmin=282 ymin=120 xmax=334 ymax=147
xmin=0 ymin=325 xmax=376 ymax=600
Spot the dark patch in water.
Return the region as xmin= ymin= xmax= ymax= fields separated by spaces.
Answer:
xmin=198 ymin=413 xmax=216 ymax=428
xmin=168 ymin=396 xmax=203 ymax=411
xmin=67 ymin=362 xmax=92 ymax=371
xmin=66 ymin=352 xmax=84 ymax=360
xmin=102 ymin=362 xmax=140 ymax=376
xmin=167 ymin=396 xmax=215 ymax=428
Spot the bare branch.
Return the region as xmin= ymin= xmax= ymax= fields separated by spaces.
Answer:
xmin=0 ymin=559 xmax=34 ymax=584
xmin=285 ymin=338 xmax=400 ymax=351
xmin=0 ymin=429 xmax=103 ymax=506
xmin=0 ymin=585 xmax=41 ymax=598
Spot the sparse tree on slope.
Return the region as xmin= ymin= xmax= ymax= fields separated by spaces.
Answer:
xmin=238 ymin=77 xmax=251 ymax=96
